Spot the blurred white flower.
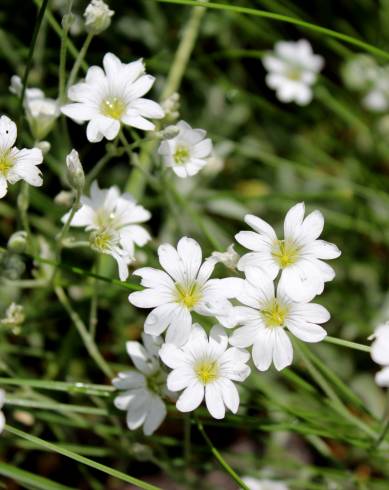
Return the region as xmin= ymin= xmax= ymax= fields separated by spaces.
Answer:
xmin=0 ymin=115 xmax=43 ymax=198
xmin=263 ymin=39 xmax=323 ymax=105
xmin=84 ymin=0 xmax=114 ymax=34
xmin=10 ymin=75 xmax=60 ymax=141
xmin=230 ymin=269 xmax=329 ymax=371
xmin=362 ymin=68 xmax=389 ymax=112
xmin=371 ymin=322 xmax=389 ymax=387
xmin=236 ymin=202 xmax=341 ymax=302
xmin=242 ymin=477 xmax=288 ymax=490
xmin=62 ymin=53 xmax=164 ymax=142
xmin=62 ymin=181 xmax=151 ymax=280
xmin=341 ymin=54 xmax=378 ymax=92
xmin=211 ymin=244 xmax=240 ymax=270
xmin=160 ymin=324 xmax=250 ymax=419
xmin=129 ymin=236 xmax=242 ymax=345
xmin=0 ymin=389 xmax=5 ymax=434
xmin=112 ymin=334 xmax=168 ymax=435
xmin=158 ymin=120 xmax=212 ymax=178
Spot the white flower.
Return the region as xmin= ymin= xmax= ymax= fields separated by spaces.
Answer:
xmin=242 ymin=477 xmax=288 ymax=490
xmin=230 ymin=269 xmax=329 ymax=371
xmin=0 ymin=389 xmax=5 ymax=434
xmin=129 ymin=237 xmax=242 ymax=346
xmin=62 ymin=53 xmax=164 ymax=143
xmin=158 ymin=120 xmax=212 ymax=178
xmin=62 ymin=181 xmax=151 ymax=280
xmin=0 ymin=115 xmax=43 ymax=198
xmin=84 ymin=0 xmax=114 ymax=34
xmin=10 ymin=75 xmax=60 ymax=141
xmin=371 ymin=322 xmax=389 ymax=387
xmin=263 ymin=39 xmax=324 ymax=105
xmin=235 ymin=202 xmax=341 ymax=302
xmin=112 ymin=334 xmax=168 ymax=435
xmin=160 ymin=324 xmax=250 ymax=419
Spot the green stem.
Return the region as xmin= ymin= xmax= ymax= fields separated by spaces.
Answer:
xmin=58 ymin=0 xmax=73 ymax=102
xmin=67 ymin=31 xmax=94 ymax=89
xmin=19 ymin=0 xmax=50 ymax=115
xmin=195 ymin=417 xmax=249 ymax=490
xmin=54 ymin=286 xmax=113 ymax=379
xmin=154 ymin=0 xmax=389 ymax=61
xmin=56 ymin=190 xmax=81 ymax=249
xmin=5 ymin=425 xmax=162 ymax=490
xmin=324 ymin=336 xmax=371 ymax=353
xmin=126 ymin=0 xmax=207 ymax=199
xmin=0 ymin=377 xmax=114 ymax=395
xmin=184 ymin=414 xmax=191 ymax=469
xmin=5 ymin=398 xmax=108 ymax=416
xmin=17 ymin=182 xmax=32 ymax=248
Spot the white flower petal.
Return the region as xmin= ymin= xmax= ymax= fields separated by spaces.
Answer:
xmin=219 ymin=378 xmax=240 ymax=414
xmin=128 ymin=288 xmax=174 ymax=308
xmin=205 ymin=383 xmax=225 ymax=419
xmin=167 ymin=368 xmax=193 ymax=391
xmin=244 ymin=214 xmax=277 ymax=241
xmin=273 ymin=329 xmax=293 ymax=371
xmin=176 ymin=382 xmax=204 ymax=412
xmin=284 ymin=202 xmax=305 ymax=240
xmin=159 ymin=342 xmax=188 ymax=369
xmin=0 ymin=115 xmax=17 ymax=151
xmin=144 ymin=303 xmax=178 ymax=336
xmin=252 ymin=328 xmax=274 ymax=371
xmin=287 ymin=319 xmax=327 ymax=343
xmin=143 ymin=395 xmax=166 ymax=435
xmin=112 ymin=371 xmax=145 ymax=390
xmin=165 ymin=306 xmax=192 ymax=346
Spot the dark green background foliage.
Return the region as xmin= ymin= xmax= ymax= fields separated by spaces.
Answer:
xmin=0 ymin=1 xmax=389 ymax=489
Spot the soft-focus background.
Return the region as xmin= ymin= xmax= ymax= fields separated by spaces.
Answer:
xmin=1 ymin=0 xmax=389 ymax=488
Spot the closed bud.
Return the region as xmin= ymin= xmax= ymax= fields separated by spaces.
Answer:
xmin=84 ymin=0 xmax=114 ymax=34
xmin=158 ymin=125 xmax=180 ymax=140
xmin=7 ymin=231 xmax=28 ymax=253
xmin=66 ymin=149 xmax=85 ymax=192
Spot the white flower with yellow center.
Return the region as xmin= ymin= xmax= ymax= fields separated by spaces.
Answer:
xmin=236 ymin=202 xmax=341 ymax=302
xmin=230 ymin=269 xmax=329 ymax=371
xmin=61 ymin=52 xmax=164 ymax=143
xmin=0 ymin=115 xmax=43 ymax=199
xmin=160 ymin=324 xmax=250 ymax=419
xmin=112 ymin=334 xmax=169 ymax=436
xmin=62 ymin=180 xmax=151 ymax=280
xmin=158 ymin=120 xmax=213 ymax=178
xmin=129 ymin=237 xmax=242 ymax=346
xmin=263 ymin=39 xmax=324 ymax=106
xmin=370 ymin=322 xmax=389 ymax=387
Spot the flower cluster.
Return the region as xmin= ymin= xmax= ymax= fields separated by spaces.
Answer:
xmin=115 ymin=202 xmax=341 ymax=434
xmin=342 ymin=54 xmax=389 ymax=112
xmin=62 ymin=180 xmax=151 ymax=280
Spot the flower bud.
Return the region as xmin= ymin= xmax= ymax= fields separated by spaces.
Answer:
xmin=158 ymin=125 xmax=180 ymax=140
xmin=66 ymin=149 xmax=85 ymax=192
xmin=84 ymin=0 xmax=114 ymax=34
xmin=7 ymin=231 xmax=28 ymax=254
xmin=36 ymin=141 xmax=51 ymax=155
xmin=211 ymin=244 xmax=240 ymax=270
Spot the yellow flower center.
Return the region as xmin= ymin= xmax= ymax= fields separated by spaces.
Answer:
xmin=90 ymin=228 xmax=116 ymax=252
xmin=175 ymin=282 xmax=202 ymax=309
xmin=262 ymin=299 xmax=289 ymax=328
xmin=173 ymin=146 xmax=190 ymax=165
xmin=195 ymin=359 xmax=219 ymax=384
xmin=0 ymin=151 xmax=13 ymax=176
xmin=286 ymin=67 xmax=302 ymax=81
xmin=271 ymin=239 xmax=299 ymax=268
xmin=100 ymin=96 xmax=126 ymax=120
